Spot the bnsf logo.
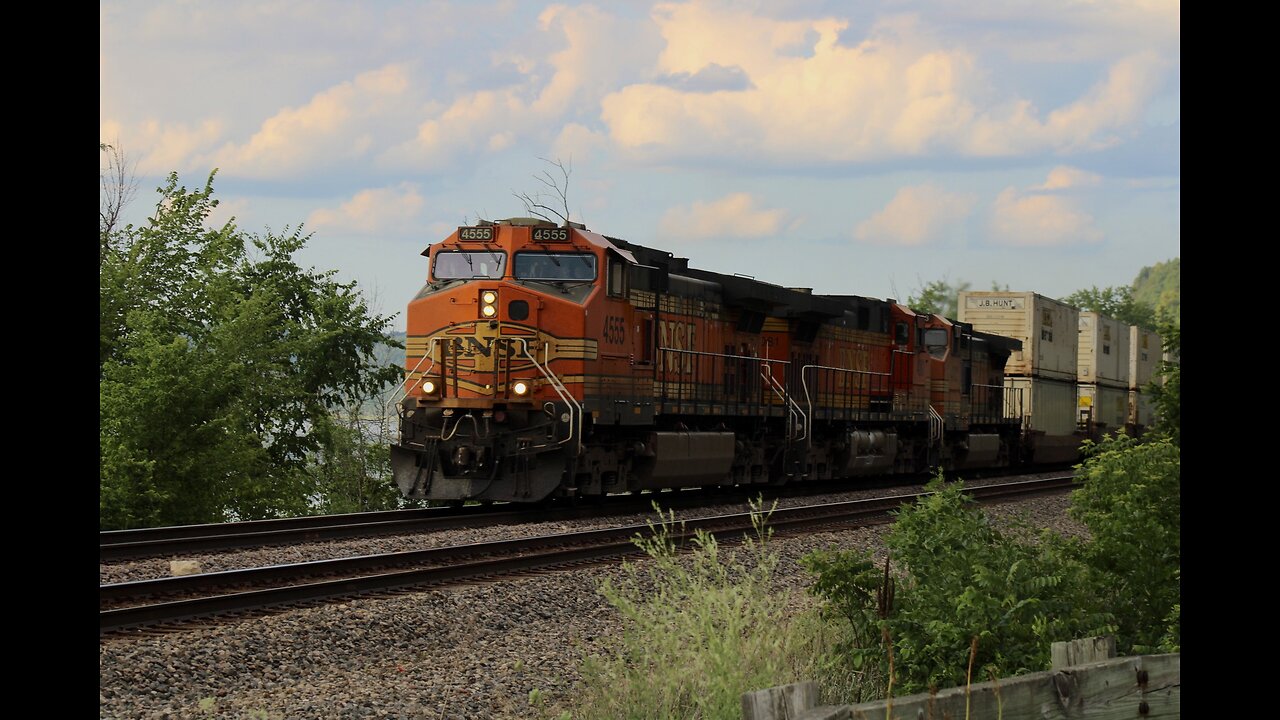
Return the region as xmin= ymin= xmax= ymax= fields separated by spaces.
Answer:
xmin=658 ymin=321 xmax=697 ymax=374
xmin=452 ymin=337 xmax=517 ymax=358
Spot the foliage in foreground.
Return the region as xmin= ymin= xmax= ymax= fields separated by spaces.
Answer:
xmin=1149 ymin=321 xmax=1180 ymax=445
xmin=807 ymin=476 xmax=1108 ymax=697
xmin=569 ymin=504 xmax=858 ymax=720
xmin=100 ymin=168 xmax=402 ymax=529
xmin=804 ymin=434 xmax=1180 ymax=698
xmin=1069 ymin=434 xmax=1180 ymax=653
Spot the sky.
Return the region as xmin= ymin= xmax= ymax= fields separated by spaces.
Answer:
xmin=100 ymin=0 xmax=1179 ymax=331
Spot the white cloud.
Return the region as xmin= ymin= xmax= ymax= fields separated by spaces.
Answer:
xmin=99 ymin=118 xmax=226 ymax=176
xmin=658 ymin=193 xmax=789 ymax=239
xmin=989 ymin=171 xmax=1103 ymax=246
xmin=855 ymin=185 xmax=976 ymax=246
xmin=307 ymin=182 xmax=426 ymax=237
xmin=550 ymin=123 xmax=612 ymax=166
xmin=948 ymin=0 xmax=1180 ymax=64
xmin=987 ymin=51 xmax=1167 ymax=154
xmin=1035 ymin=166 xmax=1103 ymax=190
xmin=386 ymin=5 xmax=662 ymax=167
xmin=601 ymin=7 xmax=1169 ymax=165
xmin=204 ymin=65 xmax=412 ymax=179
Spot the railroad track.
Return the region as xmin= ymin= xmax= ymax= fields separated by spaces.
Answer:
xmin=101 ymin=504 xmax=532 ymax=561
xmin=100 ymin=475 xmax=1074 ymax=635
xmin=99 ymin=493 xmax=766 ymax=561
xmin=101 ymin=466 xmax=1074 ymax=561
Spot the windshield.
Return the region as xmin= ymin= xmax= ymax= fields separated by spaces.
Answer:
xmin=514 ymin=252 xmax=597 ymax=281
xmin=432 ymin=251 xmax=506 ymax=280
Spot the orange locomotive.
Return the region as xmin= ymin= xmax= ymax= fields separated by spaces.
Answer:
xmin=391 ymin=218 xmax=1024 ymax=502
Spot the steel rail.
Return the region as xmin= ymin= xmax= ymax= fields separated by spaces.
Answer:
xmin=100 ymin=476 xmax=1074 ymax=634
xmin=98 ymin=503 xmax=543 ymax=561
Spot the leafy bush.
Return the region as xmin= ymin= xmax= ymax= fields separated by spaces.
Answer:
xmin=800 ymin=550 xmax=892 ymax=701
xmin=806 ymin=434 xmax=1180 ymax=698
xmin=1149 ymin=322 xmax=1180 ymax=445
xmin=884 ymin=478 xmax=1107 ymax=693
xmin=804 ymin=475 xmax=1111 ymax=696
xmin=1069 ymin=434 xmax=1180 ymax=653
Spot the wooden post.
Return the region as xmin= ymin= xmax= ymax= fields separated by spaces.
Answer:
xmin=741 ymin=681 xmax=819 ymax=720
xmin=1051 ymin=635 xmax=1117 ymax=669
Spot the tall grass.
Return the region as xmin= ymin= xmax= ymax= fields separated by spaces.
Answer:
xmin=567 ymin=501 xmax=864 ymax=720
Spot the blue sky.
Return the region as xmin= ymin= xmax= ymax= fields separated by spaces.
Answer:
xmin=101 ymin=0 xmax=1179 ymax=330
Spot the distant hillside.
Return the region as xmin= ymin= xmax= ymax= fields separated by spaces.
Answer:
xmin=355 ymin=332 xmax=407 ymax=416
xmin=377 ymin=331 xmax=407 ymax=369
xmin=1132 ymin=258 xmax=1179 ymax=325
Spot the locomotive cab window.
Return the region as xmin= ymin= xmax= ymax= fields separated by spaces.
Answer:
xmin=895 ymin=322 xmax=909 ymax=345
xmin=513 ymin=252 xmax=597 ymax=281
xmin=923 ymin=328 xmax=950 ymax=359
xmin=431 ymin=251 xmax=507 ymax=280
xmin=608 ymin=256 xmax=626 ymax=297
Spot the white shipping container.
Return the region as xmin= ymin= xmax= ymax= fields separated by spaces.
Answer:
xmin=1077 ymin=312 xmax=1130 ymax=388
xmin=1129 ymin=390 xmax=1157 ymax=428
xmin=958 ymin=291 xmax=1078 ymax=380
xmin=1129 ymin=326 xmax=1162 ymax=390
xmin=1078 ymin=383 xmax=1129 ymax=430
xmin=1004 ymin=376 xmax=1078 ymax=436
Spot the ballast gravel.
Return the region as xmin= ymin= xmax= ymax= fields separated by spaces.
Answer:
xmin=99 ymin=472 xmax=1070 ymax=585
xmin=99 ymin=483 xmax=1086 ymax=719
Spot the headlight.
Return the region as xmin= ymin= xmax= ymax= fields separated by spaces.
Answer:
xmin=481 ymin=304 xmax=497 ymax=317
xmin=421 ymin=380 xmax=437 ymax=395
xmin=512 ymin=380 xmax=530 ymax=396
xmin=480 ymin=289 xmax=498 ymax=318
xmin=481 ymin=290 xmax=497 ymax=304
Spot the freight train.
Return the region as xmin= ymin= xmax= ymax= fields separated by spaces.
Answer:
xmin=390 ymin=218 xmax=1159 ymax=503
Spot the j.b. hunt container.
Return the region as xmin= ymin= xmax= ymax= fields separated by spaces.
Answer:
xmin=957 ymin=292 xmax=1078 ymax=381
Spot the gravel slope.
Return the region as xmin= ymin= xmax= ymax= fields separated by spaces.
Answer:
xmin=99 ymin=486 xmax=1086 ymax=719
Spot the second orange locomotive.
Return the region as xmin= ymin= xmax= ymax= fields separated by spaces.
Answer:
xmin=392 ymin=218 xmax=1025 ymax=502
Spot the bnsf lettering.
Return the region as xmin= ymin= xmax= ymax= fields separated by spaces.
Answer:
xmin=833 ymin=346 xmax=872 ymax=389
xmin=455 ymin=337 xmax=517 ymax=358
xmin=658 ymin=321 xmax=697 ymax=373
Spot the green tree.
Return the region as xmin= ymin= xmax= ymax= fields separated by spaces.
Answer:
xmin=1061 ymin=285 xmax=1157 ymax=329
xmin=100 ymin=169 xmax=402 ymax=529
xmin=907 ymin=278 xmax=970 ymax=318
xmin=1132 ymin=258 xmax=1179 ymax=325
xmin=1149 ymin=321 xmax=1180 ymax=445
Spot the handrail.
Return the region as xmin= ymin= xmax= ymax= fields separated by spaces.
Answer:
xmin=971 ymin=382 xmax=1022 ymax=423
xmin=800 ymin=363 xmax=893 ymax=430
xmin=388 ymin=337 xmax=438 ymax=416
xmin=928 ymin=405 xmax=944 ymax=446
xmin=760 ymin=363 xmax=807 ymax=442
xmin=657 ymin=347 xmax=783 ymax=364
xmin=519 ymin=338 xmax=582 ymax=456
